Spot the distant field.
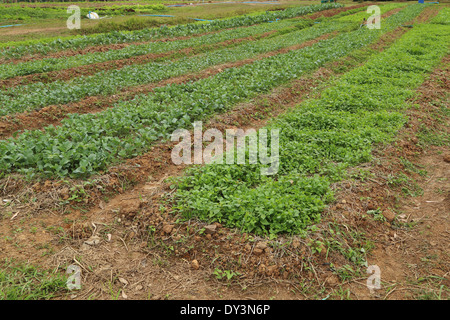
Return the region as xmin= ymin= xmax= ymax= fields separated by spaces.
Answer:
xmin=0 ymin=0 xmax=319 ymax=42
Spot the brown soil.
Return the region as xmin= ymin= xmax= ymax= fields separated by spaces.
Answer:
xmin=2 ymin=58 xmax=447 ymax=298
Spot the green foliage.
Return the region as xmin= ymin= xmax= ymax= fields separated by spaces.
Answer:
xmin=0 ymin=4 xmax=165 ymax=22
xmin=336 ymin=2 xmax=406 ymax=23
xmin=173 ymin=7 xmax=449 ymax=235
xmin=0 ymin=4 xmax=447 ymax=236
xmin=367 ymin=208 xmax=387 ymax=222
xmin=0 ymin=12 xmax=338 ymax=81
xmin=213 ymin=268 xmax=240 ymax=281
xmin=0 ymin=3 xmax=342 ymax=59
xmin=82 ymin=17 xmax=163 ymax=35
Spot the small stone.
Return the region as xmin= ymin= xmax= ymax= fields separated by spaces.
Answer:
xmin=382 ymin=210 xmax=396 ymax=222
xmin=120 ymin=200 xmax=141 ymax=216
xmin=267 ymin=265 xmax=278 ymax=276
xmin=255 ymin=242 xmax=268 ymax=251
xmin=191 ymin=259 xmax=200 ymax=270
xmin=326 ymin=275 xmax=339 ymax=285
xmin=60 ymin=187 xmax=70 ymax=200
xmin=162 ymin=224 xmax=174 ymax=234
xmin=253 ymin=248 xmax=264 ymax=256
xmin=204 ymin=224 xmax=217 ymax=234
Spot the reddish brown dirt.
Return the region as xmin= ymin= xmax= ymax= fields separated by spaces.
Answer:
xmin=0 ymin=31 xmax=335 ymax=139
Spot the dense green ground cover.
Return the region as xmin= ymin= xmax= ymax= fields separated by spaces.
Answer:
xmin=173 ymin=18 xmax=449 ymax=235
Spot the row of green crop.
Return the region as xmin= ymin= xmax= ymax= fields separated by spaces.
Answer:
xmin=0 ymin=19 xmax=351 ymax=116
xmin=336 ymin=2 xmax=406 ymax=23
xmin=0 ymin=3 xmax=342 ymax=59
xmin=173 ymin=20 xmax=450 ymax=235
xmin=0 ymin=5 xmax=66 ymax=20
xmin=0 ymin=4 xmax=403 ymax=114
xmin=0 ymin=4 xmax=425 ymax=179
xmin=0 ymin=17 xmax=314 ymax=80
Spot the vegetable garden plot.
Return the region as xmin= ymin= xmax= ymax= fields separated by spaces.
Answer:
xmin=0 ymin=2 xmax=400 ymax=80
xmin=0 ymin=4 xmax=427 ymax=179
xmin=0 ymin=19 xmax=348 ymax=116
xmin=0 ymin=3 xmax=342 ymax=60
